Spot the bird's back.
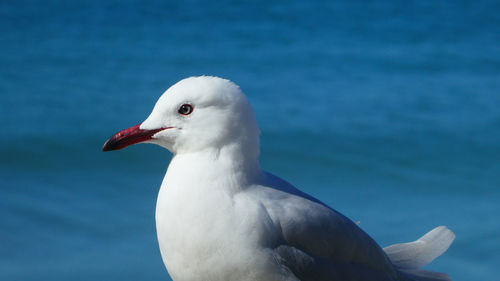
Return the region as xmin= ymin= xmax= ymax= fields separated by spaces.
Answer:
xmin=248 ymin=171 xmax=400 ymax=281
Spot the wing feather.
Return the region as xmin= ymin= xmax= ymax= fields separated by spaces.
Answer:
xmin=255 ymin=172 xmax=398 ymax=281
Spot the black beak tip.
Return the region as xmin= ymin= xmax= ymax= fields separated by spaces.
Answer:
xmin=102 ymin=138 xmax=115 ymax=152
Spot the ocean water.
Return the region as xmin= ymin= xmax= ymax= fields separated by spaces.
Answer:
xmin=1 ymin=0 xmax=499 ymax=280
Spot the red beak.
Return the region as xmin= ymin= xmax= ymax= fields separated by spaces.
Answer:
xmin=102 ymin=124 xmax=168 ymax=152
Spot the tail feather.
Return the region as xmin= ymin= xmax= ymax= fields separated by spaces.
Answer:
xmin=384 ymin=226 xmax=455 ymax=281
xmin=384 ymin=226 xmax=455 ymax=269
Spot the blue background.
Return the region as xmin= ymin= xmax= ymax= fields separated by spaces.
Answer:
xmin=1 ymin=0 xmax=499 ymax=280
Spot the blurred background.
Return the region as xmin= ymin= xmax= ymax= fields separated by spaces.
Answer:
xmin=1 ymin=0 xmax=499 ymax=280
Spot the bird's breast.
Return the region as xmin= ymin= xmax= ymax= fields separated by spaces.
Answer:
xmin=154 ymin=177 xmax=282 ymax=281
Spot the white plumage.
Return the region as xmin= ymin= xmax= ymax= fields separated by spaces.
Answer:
xmin=103 ymin=76 xmax=455 ymax=281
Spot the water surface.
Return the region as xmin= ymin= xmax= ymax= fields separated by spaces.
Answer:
xmin=1 ymin=1 xmax=499 ymax=280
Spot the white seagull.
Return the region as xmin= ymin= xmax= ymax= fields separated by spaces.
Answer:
xmin=103 ymin=76 xmax=455 ymax=281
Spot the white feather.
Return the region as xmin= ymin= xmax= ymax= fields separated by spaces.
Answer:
xmin=384 ymin=226 xmax=455 ymax=269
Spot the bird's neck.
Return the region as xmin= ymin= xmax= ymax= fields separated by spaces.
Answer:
xmin=166 ymin=143 xmax=261 ymax=193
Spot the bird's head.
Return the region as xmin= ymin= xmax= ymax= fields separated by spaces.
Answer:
xmin=102 ymin=76 xmax=260 ymax=157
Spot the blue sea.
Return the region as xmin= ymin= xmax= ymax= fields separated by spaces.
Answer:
xmin=1 ymin=1 xmax=499 ymax=280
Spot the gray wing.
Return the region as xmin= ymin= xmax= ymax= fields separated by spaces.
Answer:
xmin=256 ymin=172 xmax=399 ymax=281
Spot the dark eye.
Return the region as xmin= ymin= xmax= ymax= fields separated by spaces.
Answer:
xmin=178 ymin=104 xmax=193 ymax=115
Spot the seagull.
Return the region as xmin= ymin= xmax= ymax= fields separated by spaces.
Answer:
xmin=103 ymin=76 xmax=455 ymax=281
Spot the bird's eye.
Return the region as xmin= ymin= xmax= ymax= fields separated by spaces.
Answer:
xmin=178 ymin=104 xmax=193 ymax=115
